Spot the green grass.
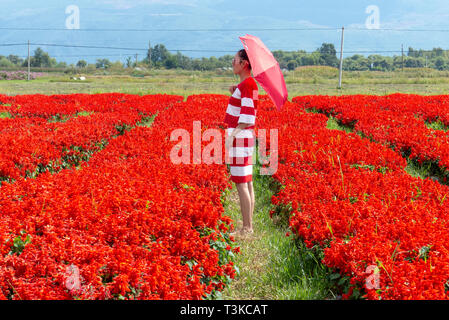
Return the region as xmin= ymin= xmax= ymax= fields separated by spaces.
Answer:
xmin=221 ymin=161 xmax=336 ymax=300
xmin=48 ymin=79 xmax=94 ymax=83
xmin=136 ymin=113 xmax=158 ymax=128
xmin=0 ymin=111 xmax=12 ymax=119
xmin=326 ymin=116 xmax=354 ymax=133
xmin=425 ymin=120 xmax=449 ymax=132
xmin=3 ymin=67 xmax=449 ymax=97
xmin=46 ymin=111 xmax=95 ymax=123
xmin=404 ymin=158 xmax=449 ymax=185
xmin=76 ymin=111 xmax=94 ymax=117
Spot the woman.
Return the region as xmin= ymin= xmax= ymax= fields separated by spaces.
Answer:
xmin=224 ymin=49 xmax=258 ymax=236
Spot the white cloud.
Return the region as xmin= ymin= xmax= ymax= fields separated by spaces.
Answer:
xmin=149 ymin=13 xmax=183 ymax=16
xmin=98 ymin=0 xmax=195 ymax=9
xmin=0 ymin=7 xmax=50 ymax=21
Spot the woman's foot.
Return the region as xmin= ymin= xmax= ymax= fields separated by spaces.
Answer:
xmin=230 ymin=228 xmax=254 ymax=240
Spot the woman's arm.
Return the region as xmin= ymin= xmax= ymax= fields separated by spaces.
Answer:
xmin=230 ymin=123 xmax=251 ymax=137
xmin=229 ymin=85 xmax=237 ymax=94
xmin=225 ymin=123 xmax=251 ymax=151
xmin=226 ymin=83 xmax=256 ymax=150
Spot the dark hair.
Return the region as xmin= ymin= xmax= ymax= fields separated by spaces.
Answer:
xmin=238 ymin=49 xmax=251 ymax=70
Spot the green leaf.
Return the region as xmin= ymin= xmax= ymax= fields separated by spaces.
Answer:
xmin=329 ymin=273 xmax=341 ymax=281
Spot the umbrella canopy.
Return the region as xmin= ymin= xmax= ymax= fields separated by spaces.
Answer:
xmin=239 ymin=34 xmax=288 ymax=110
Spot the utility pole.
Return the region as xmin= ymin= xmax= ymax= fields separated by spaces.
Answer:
xmin=135 ymin=53 xmax=138 ymax=68
xmin=118 ymin=37 xmax=122 ymax=64
xmin=148 ymin=41 xmax=152 ymax=69
xmin=401 ymin=44 xmax=404 ymax=72
xmin=338 ymin=26 xmax=345 ymax=89
xmin=27 ymin=40 xmax=30 ymax=81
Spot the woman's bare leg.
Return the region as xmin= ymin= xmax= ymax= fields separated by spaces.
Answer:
xmin=247 ymin=181 xmax=255 ymax=222
xmin=236 ymin=182 xmax=253 ymax=232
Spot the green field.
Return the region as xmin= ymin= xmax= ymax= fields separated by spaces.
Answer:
xmin=2 ymin=66 xmax=449 ymax=97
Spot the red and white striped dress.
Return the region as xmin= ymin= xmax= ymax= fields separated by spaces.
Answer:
xmin=224 ymin=77 xmax=258 ymax=184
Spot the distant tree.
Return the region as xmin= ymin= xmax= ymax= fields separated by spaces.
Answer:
xmin=434 ymin=48 xmax=444 ymax=57
xmin=164 ymin=55 xmax=178 ymax=69
xmin=0 ymin=57 xmax=13 ymax=67
xmin=300 ymin=55 xmax=316 ymax=66
xmin=175 ymin=52 xmax=192 ymax=69
xmin=21 ymin=47 xmax=53 ymax=68
xmin=272 ymin=50 xmax=285 ymax=62
xmin=199 ymin=57 xmax=210 ymax=71
xmin=76 ymin=60 xmax=87 ymax=68
xmin=56 ymin=61 xmax=67 ymax=68
xmin=218 ymin=54 xmax=233 ymax=65
xmin=435 ymin=57 xmax=446 ymax=70
xmin=147 ymin=41 xmax=152 ymax=67
xmin=287 ymin=60 xmax=297 ymax=70
xmin=95 ymin=58 xmax=112 ymax=69
xmin=67 ymin=41 xmax=449 ymax=72
xmin=151 ymin=44 xmax=171 ymax=65
xmin=372 ymin=56 xmax=393 ymax=71
xmin=110 ymin=61 xmax=124 ymax=72
xmin=408 ymin=47 xmax=419 ymax=58
xmin=30 ymin=47 xmax=52 ymax=67
xmin=7 ymin=54 xmax=23 ymax=65
xmin=85 ymin=64 xmax=97 ymax=73
xmin=344 ymin=54 xmax=374 ymax=71
xmin=318 ymin=43 xmax=339 ymax=67
xmin=125 ymin=56 xmax=133 ymax=68
xmin=405 ymin=57 xmax=424 ymax=68
xmin=392 ymin=56 xmax=404 ymax=70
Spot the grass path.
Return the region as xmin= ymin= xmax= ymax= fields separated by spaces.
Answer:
xmin=220 ymin=166 xmax=336 ymax=300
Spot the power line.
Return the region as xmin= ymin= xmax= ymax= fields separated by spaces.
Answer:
xmin=346 ymin=27 xmax=449 ymax=32
xmin=3 ymin=26 xmax=449 ymax=32
xmin=2 ymin=42 xmax=449 ymax=58
xmin=16 ymin=54 xmax=131 ymax=59
xmin=0 ymin=27 xmax=340 ymax=32
xmin=29 ymin=42 xmax=148 ymax=51
xmin=27 ymin=42 xmax=237 ymax=53
xmin=0 ymin=43 xmax=28 ymax=47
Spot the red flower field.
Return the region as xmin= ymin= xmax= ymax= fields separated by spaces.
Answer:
xmin=1 ymin=92 xmax=449 ymax=300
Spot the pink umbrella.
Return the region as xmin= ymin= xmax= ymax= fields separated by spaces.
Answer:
xmin=239 ymin=34 xmax=288 ymax=110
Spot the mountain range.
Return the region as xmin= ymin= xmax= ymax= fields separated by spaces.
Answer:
xmin=0 ymin=0 xmax=449 ymax=65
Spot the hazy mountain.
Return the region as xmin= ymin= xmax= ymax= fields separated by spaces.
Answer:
xmin=0 ymin=0 xmax=448 ymax=65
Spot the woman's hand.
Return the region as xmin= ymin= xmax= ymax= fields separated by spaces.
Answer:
xmin=226 ymin=124 xmax=248 ymax=151
xmin=229 ymin=85 xmax=237 ymax=94
xmin=225 ymin=135 xmax=234 ymax=152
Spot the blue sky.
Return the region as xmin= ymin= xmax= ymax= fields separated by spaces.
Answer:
xmin=96 ymin=0 xmax=449 ymax=28
xmin=1 ymin=0 xmax=449 ymax=63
